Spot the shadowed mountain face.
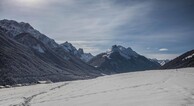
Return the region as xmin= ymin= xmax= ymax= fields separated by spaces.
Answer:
xmin=0 ymin=19 xmax=94 ymax=63
xmin=162 ymin=50 xmax=194 ymax=69
xmin=0 ymin=30 xmax=73 ymax=85
xmin=0 ymin=20 xmax=101 ymax=86
xmin=88 ymin=45 xmax=161 ymax=74
xmin=14 ymin=33 xmax=99 ymax=76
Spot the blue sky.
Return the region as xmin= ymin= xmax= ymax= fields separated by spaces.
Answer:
xmin=0 ymin=0 xmax=194 ymax=59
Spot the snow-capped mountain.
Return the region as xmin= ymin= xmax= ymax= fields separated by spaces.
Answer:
xmin=88 ymin=45 xmax=161 ymax=74
xmin=105 ymin=45 xmax=139 ymax=59
xmin=60 ymin=41 xmax=94 ymax=62
xmin=150 ymin=58 xmax=170 ymax=66
xmin=162 ymin=50 xmax=194 ymax=69
xmin=0 ymin=19 xmax=58 ymax=48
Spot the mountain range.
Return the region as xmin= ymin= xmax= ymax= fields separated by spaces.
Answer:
xmin=0 ymin=19 xmax=101 ymax=85
xmin=0 ymin=19 xmax=193 ymax=85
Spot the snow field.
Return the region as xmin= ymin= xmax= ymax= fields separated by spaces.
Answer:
xmin=0 ymin=68 xmax=194 ymax=106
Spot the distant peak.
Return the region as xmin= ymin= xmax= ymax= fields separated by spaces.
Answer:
xmin=111 ymin=45 xmax=120 ymax=52
xmin=105 ymin=45 xmax=139 ymax=59
xmin=64 ymin=41 xmax=69 ymax=43
xmin=78 ymin=48 xmax=84 ymax=54
xmin=61 ymin=41 xmax=74 ymax=48
xmin=60 ymin=42 xmax=93 ymax=62
xmin=60 ymin=41 xmax=77 ymax=54
xmin=127 ymin=47 xmax=133 ymax=51
xmin=110 ymin=45 xmax=135 ymax=53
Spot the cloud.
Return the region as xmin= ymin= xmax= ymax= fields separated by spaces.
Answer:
xmin=159 ymin=48 xmax=168 ymax=52
xmin=0 ymin=0 xmax=153 ymax=40
xmin=0 ymin=0 xmax=194 ymax=59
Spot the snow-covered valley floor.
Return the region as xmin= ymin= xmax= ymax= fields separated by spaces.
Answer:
xmin=1 ymin=68 xmax=194 ymax=106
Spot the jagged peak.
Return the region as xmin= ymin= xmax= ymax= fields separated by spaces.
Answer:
xmin=104 ymin=45 xmax=139 ymax=59
xmin=110 ymin=45 xmax=132 ymax=52
xmin=61 ymin=41 xmax=76 ymax=49
xmin=60 ymin=42 xmax=93 ymax=62
xmin=62 ymin=41 xmax=70 ymax=45
xmin=60 ymin=41 xmax=79 ymax=57
xmin=110 ymin=45 xmax=138 ymax=55
xmin=78 ymin=48 xmax=84 ymax=54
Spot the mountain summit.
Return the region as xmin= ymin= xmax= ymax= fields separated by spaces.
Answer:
xmin=105 ymin=45 xmax=139 ymax=59
xmin=60 ymin=41 xmax=94 ymax=62
xmin=88 ymin=45 xmax=160 ymax=74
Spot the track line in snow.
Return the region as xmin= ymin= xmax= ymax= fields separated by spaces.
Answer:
xmin=32 ymin=81 xmax=164 ymax=104
xmin=10 ymin=83 xmax=68 ymax=106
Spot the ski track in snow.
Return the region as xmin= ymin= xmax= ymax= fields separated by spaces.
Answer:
xmin=7 ymin=83 xmax=69 ymax=106
xmin=0 ymin=68 xmax=194 ymax=106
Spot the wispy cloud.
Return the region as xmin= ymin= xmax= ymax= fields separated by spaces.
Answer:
xmin=159 ymin=48 xmax=168 ymax=52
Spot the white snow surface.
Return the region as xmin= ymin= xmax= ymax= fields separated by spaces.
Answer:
xmin=0 ymin=68 xmax=194 ymax=106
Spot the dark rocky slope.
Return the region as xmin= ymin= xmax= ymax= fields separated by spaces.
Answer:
xmin=0 ymin=24 xmax=101 ymax=86
xmin=162 ymin=50 xmax=194 ymax=69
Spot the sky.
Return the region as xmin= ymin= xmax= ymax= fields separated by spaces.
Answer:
xmin=0 ymin=0 xmax=194 ymax=60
